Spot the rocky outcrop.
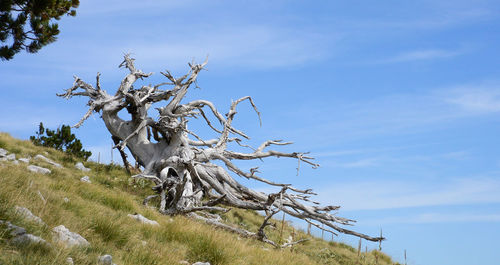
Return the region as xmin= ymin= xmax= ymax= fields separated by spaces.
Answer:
xmin=0 ymin=220 xmax=48 ymax=246
xmin=80 ymin=176 xmax=91 ymax=183
xmin=52 ymin=225 xmax=90 ymax=248
xmin=128 ymin=213 xmax=159 ymax=225
xmin=18 ymin=157 xmax=30 ymax=163
xmin=34 ymin=154 xmax=63 ymax=168
xmin=98 ymin=254 xmax=116 ymax=265
xmin=75 ymin=162 xmax=90 ymax=172
xmin=27 ymin=165 xmax=51 ymax=174
xmin=14 ymin=206 xmax=46 ymax=226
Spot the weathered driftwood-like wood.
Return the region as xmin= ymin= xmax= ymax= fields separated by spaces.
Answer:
xmin=58 ymin=55 xmax=384 ymax=246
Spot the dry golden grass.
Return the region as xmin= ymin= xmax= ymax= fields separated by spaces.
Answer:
xmin=0 ymin=132 xmax=399 ymax=265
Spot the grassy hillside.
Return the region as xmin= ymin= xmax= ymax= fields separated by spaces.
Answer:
xmin=0 ymin=132 xmax=398 ymax=265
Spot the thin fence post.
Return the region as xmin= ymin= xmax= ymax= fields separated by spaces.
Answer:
xmin=357 ymin=238 xmax=361 ymax=257
xmin=307 ymin=223 xmax=311 ymax=236
xmin=321 ymin=223 xmax=324 ymax=240
xmin=379 ymin=228 xmax=383 ymax=251
xmin=404 ymin=249 xmax=407 ymax=265
xmin=111 ymin=142 xmax=114 ymax=164
xmin=279 ymin=212 xmax=285 ymax=245
xmin=98 ymin=152 xmax=100 ymax=164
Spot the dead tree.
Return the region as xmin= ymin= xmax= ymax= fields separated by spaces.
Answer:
xmin=57 ymin=55 xmax=384 ymax=246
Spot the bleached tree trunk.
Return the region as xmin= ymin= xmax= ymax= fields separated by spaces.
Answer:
xmin=58 ymin=55 xmax=384 ymax=245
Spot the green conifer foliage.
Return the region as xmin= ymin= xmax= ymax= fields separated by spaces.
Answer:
xmin=0 ymin=0 xmax=79 ymax=60
xmin=30 ymin=122 xmax=91 ymax=160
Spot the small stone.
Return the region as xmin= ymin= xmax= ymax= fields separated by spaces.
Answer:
xmin=0 ymin=220 xmax=26 ymax=237
xmin=18 ymin=158 xmax=30 ymax=163
xmin=80 ymin=176 xmax=91 ymax=183
xmin=63 ymin=197 xmax=70 ymax=203
xmin=12 ymin=160 xmax=19 ymax=165
xmin=141 ymin=240 xmax=147 ymax=246
xmin=98 ymin=254 xmax=115 ymax=265
xmin=6 ymin=153 xmax=15 ymax=161
xmin=52 ymin=225 xmax=90 ymax=248
xmin=127 ymin=213 xmax=159 ymax=225
xmin=66 ymin=257 xmax=74 ymax=265
xmin=34 ymin=154 xmax=63 ymax=168
xmin=27 ymin=165 xmax=51 ymax=174
xmin=14 ymin=206 xmax=46 ymax=226
xmin=192 ymin=262 xmax=211 ymax=265
xmin=0 ymin=220 xmax=48 ymax=246
xmin=0 ymin=148 xmax=7 ymax=157
xmin=178 ymin=261 xmax=190 ymax=265
xmin=75 ymin=162 xmax=90 ymax=172
xmin=11 ymin=233 xmax=47 ymax=245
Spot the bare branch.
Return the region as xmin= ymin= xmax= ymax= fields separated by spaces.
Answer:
xmin=59 ymin=54 xmax=385 ymax=245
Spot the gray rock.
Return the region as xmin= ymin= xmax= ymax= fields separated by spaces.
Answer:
xmin=192 ymin=262 xmax=211 ymax=265
xmin=63 ymin=197 xmax=70 ymax=203
xmin=178 ymin=261 xmax=190 ymax=265
xmin=75 ymin=162 xmax=90 ymax=172
xmin=80 ymin=176 xmax=91 ymax=183
xmin=0 ymin=220 xmax=48 ymax=246
xmin=98 ymin=254 xmax=116 ymax=265
xmin=66 ymin=257 xmax=74 ymax=265
xmin=127 ymin=213 xmax=159 ymax=225
xmin=0 ymin=148 xmax=7 ymax=157
xmin=6 ymin=153 xmax=15 ymax=161
xmin=34 ymin=154 xmax=63 ymax=168
xmin=11 ymin=233 xmax=48 ymax=245
xmin=52 ymin=225 xmax=90 ymax=248
xmin=0 ymin=220 xmax=26 ymax=237
xmin=18 ymin=158 xmax=30 ymax=163
xmin=27 ymin=165 xmax=51 ymax=174
xmin=14 ymin=206 xmax=46 ymax=226
xmin=12 ymin=160 xmax=19 ymax=165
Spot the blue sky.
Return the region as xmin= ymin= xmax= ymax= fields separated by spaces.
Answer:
xmin=1 ymin=1 xmax=500 ymax=264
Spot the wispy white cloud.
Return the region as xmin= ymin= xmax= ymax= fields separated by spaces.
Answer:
xmin=277 ymin=81 xmax=500 ymax=147
xmin=362 ymin=212 xmax=500 ymax=225
xmin=127 ymin=26 xmax=330 ymax=70
xmin=375 ymin=49 xmax=462 ymax=64
xmin=341 ymin=7 xmax=491 ymax=32
xmin=317 ymin=177 xmax=500 ymax=211
xmin=447 ymin=86 xmax=500 ymax=113
xmin=328 ymin=157 xmax=380 ymax=168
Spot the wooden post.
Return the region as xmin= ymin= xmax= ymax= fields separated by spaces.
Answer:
xmin=321 ymin=223 xmax=324 ymax=240
xmin=98 ymin=152 xmax=100 ymax=164
xmin=379 ymin=228 xmax=383 ymax=251
xmin=357 ymin=238 xmax=361 ymax=257
xmin=307 ymin=223 xmax=311 ymax=236
xmin=404 ymin=249 xmax=407 ymax=265
xmin=111 ymin=142 xmax=114 ymax=164
xmin=279 ymin=212 xmax=285 ymax=245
